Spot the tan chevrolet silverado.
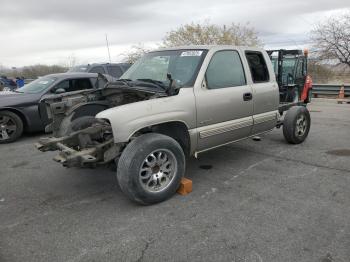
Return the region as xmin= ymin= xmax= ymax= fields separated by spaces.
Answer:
xmin=36 ymin=46 xmax=311 ymax=204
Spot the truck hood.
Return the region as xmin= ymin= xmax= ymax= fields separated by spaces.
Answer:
xmin=105 ymin=80 xmax=168 ymax=95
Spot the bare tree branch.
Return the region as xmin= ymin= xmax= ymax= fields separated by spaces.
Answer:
xmin=123 ymin=44 xmax=151 ymax=64
xmin=162 ymin=21 xmax=262 ymax=48
xmin=311 ymin=12 xmax=350 ymax=67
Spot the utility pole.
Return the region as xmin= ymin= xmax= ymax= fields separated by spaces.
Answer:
xmin=105 ymin=34 xmax=112 ymax=63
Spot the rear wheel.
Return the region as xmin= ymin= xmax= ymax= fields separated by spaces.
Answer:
xmin=117 ymin=133 xmax=185 ymax=205
xmin=283 ymin=106 xmax=311 ymax=144
xmin=0 ymin=111 xmax=23 ymax=143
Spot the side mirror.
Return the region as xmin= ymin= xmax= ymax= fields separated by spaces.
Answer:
xmin=55 ymin=88 xmax=66 ymax=94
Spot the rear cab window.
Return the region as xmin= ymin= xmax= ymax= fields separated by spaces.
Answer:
xmin=89 ymin=66 xmax=106 ymax=74
xmin=107 ymin=65 xmax=123 ymax=78
xmin=245 ymin=51 xmax=269 ymax=83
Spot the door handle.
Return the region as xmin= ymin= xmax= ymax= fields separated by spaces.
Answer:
xmin=243 ymin=92 xmax=253 ymax=101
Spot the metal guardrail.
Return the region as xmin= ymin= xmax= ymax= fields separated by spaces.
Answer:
xmin=312 ymin=84 xmax=350 ymax=97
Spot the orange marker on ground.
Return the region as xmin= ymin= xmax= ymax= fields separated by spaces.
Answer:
xmin=177 ymin=178 xmax=192 ymax=195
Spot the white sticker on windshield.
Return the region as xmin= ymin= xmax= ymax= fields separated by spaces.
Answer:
xmin=180 ymin=50 xmax=203 ymax=57
xmin=39 ymin=81 xmax=49 ymax=84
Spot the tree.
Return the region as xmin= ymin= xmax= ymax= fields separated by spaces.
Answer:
xmin=162 ymin=22 xmax=262 ymax=47
xmin=311 ymin=12 xmax=350 ymax=67
xmin=307 ymin=60 xmax=335 ymax=83
xmin=123 ymin=44 xmax=151 ymax=64
xmin=22 ymin=65 xmax=68 ymax=78
xmin=66 ymin=54 xmax=79 ymax=68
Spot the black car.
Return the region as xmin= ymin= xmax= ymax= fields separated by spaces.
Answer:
xmin=0 ymin=72 xmax=108 ymax=143
xmin=68 ymin=63 xmax=131 ymax=78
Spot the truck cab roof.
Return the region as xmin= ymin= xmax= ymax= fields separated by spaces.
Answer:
xmin=154 ymin=45 xmax=265 ymax=52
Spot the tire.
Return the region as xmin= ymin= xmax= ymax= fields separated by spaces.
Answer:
xmin=117 ymin=133 xmax=185 ymax=205
xmin=59 ymin=116 xmax=99 ymax=136
xmin=283 ymin=106 xmax=311 ymax=144
xmin=0 ymin=110 xmax=24 ymax=143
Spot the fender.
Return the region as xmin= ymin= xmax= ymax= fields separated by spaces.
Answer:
xmin=68 ymin=101 xmax=109 ymax=120
xmin=48 ymin=101 xmax=110 ymax=135
xmin=96 ymin=88 xmax=196 ymax=143
xmin=61 ymin=101 xmax=109 ymax=117
xmin=0 ymin=106 xmax=36 ymax=131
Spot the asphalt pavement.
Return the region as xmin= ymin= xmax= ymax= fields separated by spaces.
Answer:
xmin=0 ymin=98 xmax=349 ymax=262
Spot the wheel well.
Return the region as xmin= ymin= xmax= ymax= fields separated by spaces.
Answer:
xmin=137 ymin=122 xmax=191 ymax=156
xmin=0 ymin=108 xmax=27 ymax=130
xmin=71 ymin=103 xmax=109 ymax=121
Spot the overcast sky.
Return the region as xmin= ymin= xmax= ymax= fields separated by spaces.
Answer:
xmin=0 ymin=0 xmax=349 ymax=67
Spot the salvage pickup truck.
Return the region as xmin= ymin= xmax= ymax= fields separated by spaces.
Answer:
xmin=36 ymin=46 xmax=311 ymax=204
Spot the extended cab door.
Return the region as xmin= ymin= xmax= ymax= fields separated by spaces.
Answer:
xmin=245 ymin=51 xmax=279 ymax=134
xmin=194 ymin=49 xmax=254 ymax=151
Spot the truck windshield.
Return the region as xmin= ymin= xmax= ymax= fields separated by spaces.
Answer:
xmin=17 ymin=77 xmax=56 ymax=94
xmin=121 ymin=49 xmax=207 ymax=87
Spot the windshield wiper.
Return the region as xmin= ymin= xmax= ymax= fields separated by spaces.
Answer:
xmin=113 ymin=78 xmax=133 ymax=86
xmin=136 ymin=79 xmax=166 ymax=90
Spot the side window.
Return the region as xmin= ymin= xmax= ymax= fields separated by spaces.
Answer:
xmin=53 ymin=79 xmax=92 ymax=93
xmin=107 ymin=65 xmax=123 ymax=78
xmin=245 ymin=52 xmax=269 ymax=83
xmin=205 ymin=50 xmax=246 ymax=89
xmin=70 ymin=79 xmax=93 ymax=92
xmin=53 ymin=80 xmax=70 ymax=92
xmin=89 ymin=66 xmax=105 ymax=74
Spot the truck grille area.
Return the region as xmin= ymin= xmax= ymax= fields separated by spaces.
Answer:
xmin=36 ymin=120 xmax=121 ymax=168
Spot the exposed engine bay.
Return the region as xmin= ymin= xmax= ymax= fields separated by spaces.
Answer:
xmin=43 ymin=79 xmax=170 ymax=135
xmin=37 ymin=79 xmax=174 ymax=167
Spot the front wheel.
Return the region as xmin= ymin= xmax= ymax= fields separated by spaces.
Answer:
xmin=117 ymin=133 xmax=185 ymax=205
xmin=283 ymin=106 xmax=311 ymax=144
xmin=0 ymin=111 xmax=24 ymax=143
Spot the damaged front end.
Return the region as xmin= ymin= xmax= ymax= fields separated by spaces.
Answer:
xmin=36 ymin=119 xmax=123 ymax=168
xmin=37 ymin=79 xmax=170 ymax=168
xmin=41 ymin=79 xmax=168 ymax=137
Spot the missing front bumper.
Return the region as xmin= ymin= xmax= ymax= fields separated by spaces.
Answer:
xmin=36 ymin=124 xmax=121 ymax=168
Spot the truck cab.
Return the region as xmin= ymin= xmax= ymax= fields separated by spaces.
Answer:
xmin=37 ymin=46 xmax=311 ymax=205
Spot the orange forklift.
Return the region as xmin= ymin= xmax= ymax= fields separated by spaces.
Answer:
xmin=267 ymin=49 xmax=313 ymax=104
